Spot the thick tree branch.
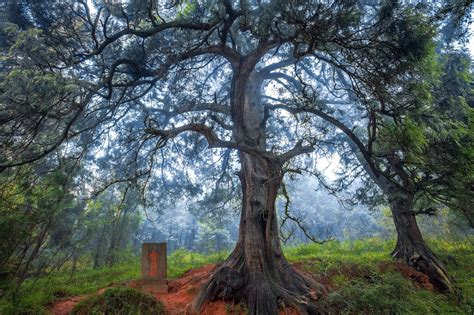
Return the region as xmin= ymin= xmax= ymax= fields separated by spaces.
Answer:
xmin=75 ymin=18 xmax=223 ymax=62
xmin=259 ymin=57 xmax=296 ymax=75
xmin=278 ymin=140 xmax=314 ymax=163
xmin=144 ymin=123 xmax=274 ymax=160
xmin=98 ymin=45 xmax=239 ymax=99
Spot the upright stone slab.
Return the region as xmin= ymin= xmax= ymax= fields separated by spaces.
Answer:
xmin=141 ymin=243 xmax=168 ymax=293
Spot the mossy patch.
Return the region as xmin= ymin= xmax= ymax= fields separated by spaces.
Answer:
xmin=70 ymin=287 xmax=164 ymax=315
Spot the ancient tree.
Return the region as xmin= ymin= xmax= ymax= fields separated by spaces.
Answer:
xmin=1 ymin=0 xmax=471 ymax=313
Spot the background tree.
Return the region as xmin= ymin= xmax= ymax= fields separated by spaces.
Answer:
xmin=280 ymin=49 xmax=473 ymax=293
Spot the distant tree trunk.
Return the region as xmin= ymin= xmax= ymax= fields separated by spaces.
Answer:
xmin=106 ymin=206 xmax=129 ymax=267
xmin=93 ymin=227 xmax=106 ymax=269
xmin=194 ymin=67 xmax=326 ymax=314
xmin=389 ymin=192 xmax=454 ymax=293
xmin=70 ymin=252 xmax=78 ymax=279
xmin=185 ymin=227 xmax=196 ymax=250
xmin=15 ymin=220 xmax=51 ymax=287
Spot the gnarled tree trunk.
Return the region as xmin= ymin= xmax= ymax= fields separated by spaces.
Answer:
xmin=389 ymin=193 xmax=454 ymax=293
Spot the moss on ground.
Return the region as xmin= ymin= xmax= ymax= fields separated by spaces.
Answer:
xmin=70 ymin=287 xmax=164 ymax=315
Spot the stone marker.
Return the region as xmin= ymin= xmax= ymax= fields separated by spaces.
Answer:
xmin=141 ymin=242 xmax=168 ymax=293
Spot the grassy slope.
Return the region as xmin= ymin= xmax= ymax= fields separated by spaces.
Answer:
xmin=1 ymin=238 xmax=472 ymax=314
xmin=285 ymin=238 xmax=473 ymax=314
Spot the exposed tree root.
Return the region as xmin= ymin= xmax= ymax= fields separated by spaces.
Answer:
xmin=192 ymin=249 xmax=328 ymax=315
xmin=391 ymin=239 xmax=455 ymax=293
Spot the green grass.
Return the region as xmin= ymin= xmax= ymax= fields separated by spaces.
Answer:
xmin=0 ymin=263 xmax=141 ymax=315
xmin=167 ymin=249 xmax=227 ymax=278
xmin=0 ymin=238 xmax=472 ymax=314
xmin=285 ymin=237 xmax=395 ymax=274
xmin=0 ymin=249 xmax=227 ymax=314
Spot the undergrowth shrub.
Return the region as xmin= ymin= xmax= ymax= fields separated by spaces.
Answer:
xmin=70 ymin=287 xmax=164 ymax=315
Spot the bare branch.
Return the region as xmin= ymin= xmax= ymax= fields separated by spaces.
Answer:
xmin=278 ymin=140 xmax=314 ymax=163
xmin=279 ymin=181 xmax=333 ymax=244
xmin=144 ymin=123 xmax=275 ymax=160
xmin=75 ymin=17 xmax=224 ymax=62
xmin=269 ymin=103 xmax=380 ymax=179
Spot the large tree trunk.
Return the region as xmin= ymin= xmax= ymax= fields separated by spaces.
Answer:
xmin=193 ymin=154 xmax=325 ymax=314
xmin=389 ymin=193 xmax=454 ymax=293
xmin=193 ymin=65 xmax=326 ymax=314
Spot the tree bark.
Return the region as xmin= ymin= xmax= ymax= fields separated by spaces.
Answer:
xmin=389 ymin=193 xmax=454 ymax=293
xmin=193 ymin=65 xmax=326 ymax=314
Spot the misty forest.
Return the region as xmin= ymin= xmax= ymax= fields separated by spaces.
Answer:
xmin=0 ymin=0 xmax=473 ymax=314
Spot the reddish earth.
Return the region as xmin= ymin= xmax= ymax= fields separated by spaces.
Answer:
xmin=379 ymin=261 xmax=435 ymax=291
xmin=50 ymin=288 xmax=108 ymax=315
xmin=50 ymin=261 xmax=431 ymax=314
xmin=147 ymin=263 xmax=217 ymax=314
xmin=50 ymin=295 xmax=85 ymax=315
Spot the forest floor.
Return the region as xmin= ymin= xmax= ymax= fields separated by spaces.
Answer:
xmin=50 ymin=263 xmax=301 ymax=315
xmin=1 ymin=238 xmax=473 ymax=314
xmin=49 ymin=260 xmax=436 ymax=315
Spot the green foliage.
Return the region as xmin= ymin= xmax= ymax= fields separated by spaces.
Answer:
xmin=0 ymin=261 xmax=141 ymax=315
xmin=83 ymin=189 xmax=142 ymax=269
xmin=0 ymin=166 xmax=77 ymax=288
xmin=1 ymin=27 xmax=76 ymax=100
xmin=371 ymin=50 xmax=473 ymax=227
xmin=1 ymin=69 xmax=75 ymax=106
xmin=377 ymin=118 xmax=429 ymax=164
xmin=70 ymin=287 xmax=164 ymax=315
xmin=177 ymin=0 xmax=198 ymax=19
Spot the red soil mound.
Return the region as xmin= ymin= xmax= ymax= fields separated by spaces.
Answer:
xmin=142 ymin=264 xmax=297 ymax=314
xmin=50 ymin=288 xmax=108 ymax=315
xmin=152 ymin=263 xmax=217 ymax=314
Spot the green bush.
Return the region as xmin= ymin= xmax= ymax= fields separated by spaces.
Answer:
xmin=70 ymin=287 xmax=164 ymax=315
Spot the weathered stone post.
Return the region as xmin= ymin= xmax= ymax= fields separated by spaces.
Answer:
xmin=141 ymin=242 xmax=168 ymax=293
